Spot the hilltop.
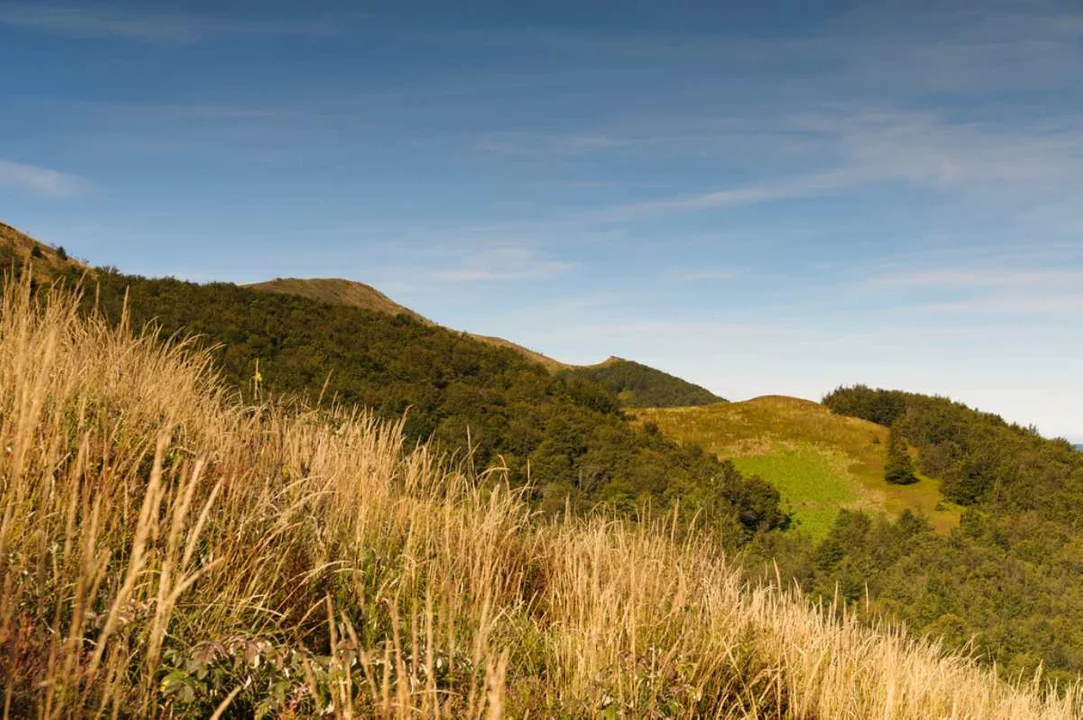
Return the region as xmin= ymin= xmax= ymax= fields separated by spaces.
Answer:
xmin=565 ymin=356 xmax=725 ymax=408
xmin=637 ymin=391 xmax=1083 ymax=682
xmin=635 ymin=395 xmax=959 ymax=539
xmin=247 ymin=277 xmax=428 ymax=322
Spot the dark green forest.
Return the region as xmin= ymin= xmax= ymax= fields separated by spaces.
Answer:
xmin=564 ymin=357 xmax=725 ymax=408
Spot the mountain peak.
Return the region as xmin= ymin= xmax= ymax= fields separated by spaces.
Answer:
xmin=246 ymin=277 xmax=428 ymax=323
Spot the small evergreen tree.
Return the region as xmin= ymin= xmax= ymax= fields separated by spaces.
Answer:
xmin=885 ymin=425 xmax=918 ymax=485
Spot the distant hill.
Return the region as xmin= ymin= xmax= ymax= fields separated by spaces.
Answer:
xmin=248 ymin=277 xmax=710 ymax=402
xmin=565 ymin=357 xmax=725 ymax=408
xmin=635 ymin=395 xmax=958 ymax=538
xmin=248 ymin=277 xmax=570 ymax=372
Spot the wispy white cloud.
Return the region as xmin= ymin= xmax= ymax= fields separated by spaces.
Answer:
xmin=594 ymin=170 xmax=854 ymax=220
xmin=430 ymin=245 xmax=576 ymax=282
xmin=0 ymin=159 xmax=90 ymax=197
xmin=667 ymin=267 xmax=743 ymax=282
xmin=922 ymin=294 xmax=1083 ymax=315
xmin=803 ymin=111 xmax=1083 ymax=190
xmin=475 ymin=131 xmax=645 ymax=156
xmin=120 ymin=103 xmax=283 ymax=119
xmin=0 ymin=3 xmax=336 ymax=42
xmin=868 ymin=267 xmax=1083 ymax=290
xmin=576 ymin=109 xmax=1083 ymax=221
xmin=854 ymin=257 xmax=1083 ymax=318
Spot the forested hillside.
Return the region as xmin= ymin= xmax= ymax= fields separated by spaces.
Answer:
xmin=0 ymin=237 xmax=786 ymax=545
xmin=823 ymin=385 xmax=1082 ymax=513
xmin=565 ymin=356 xmax=725 ymax=407
xmin=778 ymin=385 xmax=1083 ymax=683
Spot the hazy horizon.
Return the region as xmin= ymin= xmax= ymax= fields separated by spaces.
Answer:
xmin=2 ymin=0 xmax=1081 ymax=441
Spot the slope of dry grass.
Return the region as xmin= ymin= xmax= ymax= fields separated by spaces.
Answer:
xmin=0 ymin=221 xmax=88 ymax=281
xmin=0 ymin=281 xmax=1078 ymax=718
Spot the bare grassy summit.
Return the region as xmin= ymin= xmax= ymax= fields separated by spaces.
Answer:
xmin=247 ymin=277 xmax=428 ymax=322
xmin=1 ymin=281 xmax=1078 ymax=717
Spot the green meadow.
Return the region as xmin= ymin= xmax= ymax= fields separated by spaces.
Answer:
xmin=636 ymin=396 xmax=961 ymax=540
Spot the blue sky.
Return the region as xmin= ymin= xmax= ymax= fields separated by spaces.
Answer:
xmin=2 ymin=1 xmax=1081 ymax=441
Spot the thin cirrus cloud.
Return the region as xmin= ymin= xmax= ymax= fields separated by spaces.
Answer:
xmin=0 ymin=3 xmax=337 ymax=42
xmin=0 ymin=159 xmax=90 ymax=197
xmin=921 ymin=294 xmax=1083 ymax=315
xmin=430 ymin=245 xmax=577 ymax=283
xmin=666 ymin=268 xmax=743 ymax=283
xmin=475 ymin=132 xmax=648 ymax=156
xmin=575 ymin=110 xmax=1082 ymax=223
xmin=867 ymin=268 xmax=1083 ymax=289
xmin=851 ymin=262 xmax=1083 ymax=318
xmin=368 ymin=244 xmax=578 ymax=291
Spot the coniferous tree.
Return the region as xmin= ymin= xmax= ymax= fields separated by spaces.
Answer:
xmin=885 ymin=425 xmax=918 ymax=485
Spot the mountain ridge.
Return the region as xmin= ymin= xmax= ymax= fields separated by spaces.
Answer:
xmin=247 ymin=275 xmax=722 ymax=403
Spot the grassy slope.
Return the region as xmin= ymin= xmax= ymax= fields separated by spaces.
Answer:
xmin=2 ymin=283 xmax=1077 ymax=718
xmin=636 ymin=396 xmax=962 ymax=539
xmin=0 ymin=221 xmax=89 ymax=281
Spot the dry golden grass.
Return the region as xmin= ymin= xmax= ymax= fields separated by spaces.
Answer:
xmin=0 ymin=279 xmax=1078 ymax=718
